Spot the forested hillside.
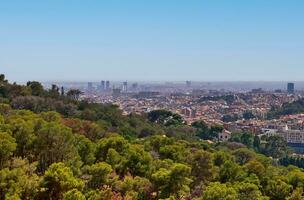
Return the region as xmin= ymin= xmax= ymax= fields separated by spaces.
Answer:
xmin=1 ymin=74 xmax=304 ymax=200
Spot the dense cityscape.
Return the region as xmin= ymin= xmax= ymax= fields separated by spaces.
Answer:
xmin=44 ymin=80 xmax=304 ymax=154
xmin=2 ymin=0 xmax=304 ymax=199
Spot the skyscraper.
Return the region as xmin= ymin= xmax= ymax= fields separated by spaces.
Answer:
xmin=88 ymin=82 xmax=93 ymax=91
xmin=287 ymin=83 xmax=295 ymax=94
xmin=100 ymin=80 xmax=105 ymax=91
xmin=105 ymin=81 xmax=110 ymax=91
xmin=122 ymin=81 xmax=128 ymax=92
xmin=132 ymin=83 xmax=138 ymax=90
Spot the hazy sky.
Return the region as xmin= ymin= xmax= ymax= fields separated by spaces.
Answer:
xmin=1 ymin=0 xmax=304 ymax=82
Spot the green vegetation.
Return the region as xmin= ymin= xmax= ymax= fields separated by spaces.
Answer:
xmin=1 ymin=74 xmax=304 ymax=199
xmin=267 ymin=99 xmax=304 ymax=119
xmin=198 ymin=94 xmax=236 ymax=105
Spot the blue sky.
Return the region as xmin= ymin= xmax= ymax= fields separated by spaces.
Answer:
xmin=0 ymin=0 xmax=304 ymax=82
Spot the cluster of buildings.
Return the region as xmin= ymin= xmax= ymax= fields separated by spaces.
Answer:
xmin=78 ymin=81 xmax=304 ymax=152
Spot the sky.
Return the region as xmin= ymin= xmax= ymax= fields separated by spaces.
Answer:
xmin=0 ymin=0 xmax=304 ymax=82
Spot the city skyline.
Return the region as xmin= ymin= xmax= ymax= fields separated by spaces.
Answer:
xmin=1 ymin=0 xmax=304 ymax=82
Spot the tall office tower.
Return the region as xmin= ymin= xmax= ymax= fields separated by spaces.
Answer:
xmin=287 ymin=83 xmax=295 ymax=94
xmin=132 ymin=83 xmax=138 ymax=90
xmin=122 ymin=81 xmax=128 ymax=92
xmin=112 ymin=88 xmax=121 ymax=97
xmin=105 ymin=81 xmax=110 ymax=91
xmin=100 ymin=80 xmax=105 ymax=91
xmin=88 ymin=82 xmax=93 ymax=91
xmin=186 ymin=81 xmax=191 ymax=87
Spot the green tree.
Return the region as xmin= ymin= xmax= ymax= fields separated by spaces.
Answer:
xmin=74 ymin=135 xmax=96 ymax=165
xmin=213 ymin=150 xmax=234 ymax=167
xmin=234 ymin=182 xmax=267 ymax=200
xmin=287 ymin=187 xmax=304 ymax=200
xmin=265 ymin=179 xmax=292 ymax=200
xmin=209 ymin=125 xmax=224 ymax=140
xmin=148 ymin=110 xmax=184 ymax=127
xmin=219 ymin=160 xmax=245 ymax=183
xmin=0 ymin=158 xmax=40 ymax=200
xmin=263 ymin=136 xmax=289 ymax=158
xmin=202 ymin=182 xmax=238 ymax=200
xmin=35 ymin=122 xmax=81 ymax=172
xmin=243 ymin=110 xmax=255 ymax=120
xmin=67 ymin=89 xmax=82 ymax=101
xmin=27 ymin=81 xmax=44 ymax=96
xmin=0 ymin=132 xmax=17 ymax=168
xmin=190 ymin=150 xmax=214 ymax=185
xmin=40 ymin=162 xmax=84 ymax=200
xmin=86 ymin=162 xmax=112 ymax=189
xmin=7 ymin=118 xmax=36 ymax=159
xmin=152 ymin=163 xmax=192 ymax=199
xmin=192 ymin=120 xmax=210 ymax=139
xmin=63 ymin=189 xmax=86 ymax=200
xmin=253 ymin=135 xmax=261 ymax=151
xmin=244 ymin=160 xmax=266 ymax=179
xmin=232 ymin=148 xmax=256 ymax=165
xmin=287 ymin=169 xmax=304 ymax=189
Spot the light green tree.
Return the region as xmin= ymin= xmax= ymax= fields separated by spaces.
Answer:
xmin=0 ymin=131 xmax=16 ymax=168
xmin=40 ymin=162 xmax=84 ymax=200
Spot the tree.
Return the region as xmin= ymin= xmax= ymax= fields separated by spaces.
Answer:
xmin=192 ymin=120 xmax=210 ymax=139
xmin=114 ymin=176 xmax=153 ymax=199
xmin=219 ymin=160 xmax=245 ymax=183
xmin=209 ymin=125 xmax=224 ymax=140
xmin=263 ymin=136 xmax=289 ymax=158
xmin=287 ymin=169 xmax=304 ymax=189
xmin=222 ymin=114 xmax=239 ymax=122
xmin=27 ymin=81 xmax=44 ymax=96
xmin=48 ymin=84 xmax=60 ymax=98
xmin=35 ymin=122 xmax=81 ymax=172
xmin=152 ymin=163 xmax=192 ymax=199
xmin=253 ymin=135 xmax=261 ymax=151
xmin=86 ymin=162 xmax=112 ymax=189
xmin=240 ymin=133 xmax=254 ymax=148
xmin=202 ymin=182 xmax=238 ymax=200
xmin=67 ymin=89 xmax=82 ymax=101
xmin=213 ymin=151 xmax=234 ymax=167
xmin=244 ymin=160 xmax=266 ymax=179
xmin=234 ymin=182 xmax=267 ymax=200
xmin=0 ymin=74 xmax=7 ymax=83
xmin=39 ymin=162 xmax=84 ymax=200
xmin=7 ymin=118 xmax=36 ymax=159
xmin=265 ymin=179 xmax=292 ymax=200
xmin=0 ymin=158 xmax=40 ymax=200
xmin=63 ymin=189 xmax=86 ymax=200
xmin=148 ymin=110 xmax=184 ymax=127
xmin=74 ymin=135 xmax=96 ymax=165
xmin=243 ymin=110 xmax=255 ymax=120
xmin=232 ymin=148 xmax=256 ymax=165
xmin=0 ymin=132 xmax=17 ymax=168
xmin=287 ymin=187 xmax=304 ymax=200
xmin=190 ymin=150 xmax=214 ymax=185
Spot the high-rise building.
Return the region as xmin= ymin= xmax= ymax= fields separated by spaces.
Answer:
xmin=186 ymin=81 xmax=191 ymax=87
xmin=122 ymin=81 xmax=128 ymax=92
xmin=105 ymin=81 xmax=110 ymax=91
xmin=132 ymin=83 xmax=138 ymax=90
xmin=112 ymin=88 xmax=121 ymax=97
xmin=287 ymin=83 xmax=295 ymax=94
xmin=88 ymin=82 xmax=93 ymax=91
xmin=100 ymin=81 xmax=105 ymax=91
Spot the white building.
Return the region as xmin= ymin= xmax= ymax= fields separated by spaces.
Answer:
xmin=218 ymin=129 xmax=231 ymax=142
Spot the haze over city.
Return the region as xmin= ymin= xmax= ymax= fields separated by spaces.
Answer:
xmin=1 ymin=0 xmax=304 ymax=82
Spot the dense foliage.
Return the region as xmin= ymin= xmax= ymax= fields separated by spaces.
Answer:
xmin=1 ymin=74 xmax=304 ymax=199
xmin=267 ymin=99 xmax=304 ymax=119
